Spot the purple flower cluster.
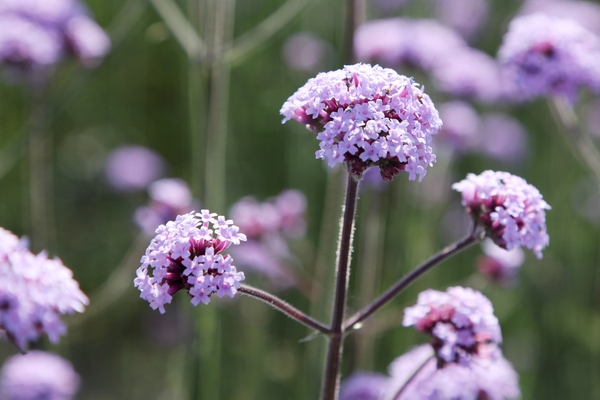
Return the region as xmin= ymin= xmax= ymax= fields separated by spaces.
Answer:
xmin=281 ymin=63 xmax=442 ymax=181
xmin=354 ymin=19 xmax=503 ymax=103
xmin=477 ymin=240 xmax=525 ymax=286
xmin=134 ymin=178 xmax=198 ymax=234
xmin=135 ymin=211 xmax=247 ymax=313
xmin=228 ymin=190 xmax=307 ymax=288
xmin=452 ymin=170 xmax=551 ymax=258
xmin=403 ymin=286 xmax=502 ymax=365
xmin=498 ymin=13 xmax=600 ymax=101
xmin=0 ymin=351 xmax=80 ymax=400
xmin=0 ymin=228 xmax=88 ymax=351
xmin=385 ymin=345 xmax=520 ymax=400
xmin=0 ymin=0 xmax=110 ymax=72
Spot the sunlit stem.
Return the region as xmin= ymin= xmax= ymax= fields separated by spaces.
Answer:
xmin=548 ymin=95 xmax=600 ymax=186
xmin=343 ymin=227 xmax=480 ymax=332
xmin=238 ymin=285 xmax=332 ymax=334
xmin=320 ymin=173 xmax=359 ymax=400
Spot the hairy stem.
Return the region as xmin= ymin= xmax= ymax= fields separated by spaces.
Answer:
xmin=238 ymin=285 xmax=331 ymax=334
xmin=320 ymin=173 xmax=359 ymax=400
xmin=343 ymin=229 xmax=479 ymax=332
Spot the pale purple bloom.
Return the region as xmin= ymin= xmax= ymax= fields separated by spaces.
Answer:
xmin=228 ymin=190 xmax=307 ymax=289
xmin=0 ymin=228 xmax=88 ymax=351
xmin=135 ymin=210 xmax=247 ymax=313
xmin=134 ymin=178 xmax=197 ymax=233
xmin=281 ymin=63 xmax=442 ymax=181
xmin=339 ymin=371 xmax=390 ymax=400
xmin=519 ymin=0 xmax=600 ymax=37
xmin=0 ymin=351 xmax=80 ymax=400
xmin=0 ymin=0 xmax=110 ymax=70
xmin=498 ymin=13 xmax=600 ymax=102
xmin=477 ymin=114 xmax=528 ymax=164
xmin=431 ymin=49 xmax=503 ymax=103
xmin=437 ymin=101 xmax=480 ymax=152
xmin=452 ymin=170 xmax=550 ymax=258
xmin=430 ymin=0 xmax=489 ymax=40
xmin=385 ymin=345 xmax=520 ymax=400
xmin=354 ymin=19 xmax=467 ymax=71
xmin=403 ymin=287 xmax=502 ymax=365
xmin=282 ymin=32 xmax=331 ymax=73
xmin=104 ymin=145 xmax=165 ymax=192
xmin=477 ymin=240 xmax=525 ymax=286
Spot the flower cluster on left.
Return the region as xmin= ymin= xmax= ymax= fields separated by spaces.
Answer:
xmin=0 ymin=228 xmax=88 ymax=352
xmin=135 ymin=210 xmax=247 ymax=313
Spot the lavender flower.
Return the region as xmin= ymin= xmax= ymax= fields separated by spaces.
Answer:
xmin=498 ymin=13 xmax=600 ymax=102
xmin=135 ymin=210 xmax=247 ymax=313
xmin=452 ymin=170 xmax=550 ymax=258
xmin=403 ymin=287 xmax=502 ymax=365
xmin=228 ymin=190 xmax=307 ymax=289
xmin=103 ymin=145 xmax=165 ymax=192
xmin=0 ymin=351 xmax=80 ymax=400
xmin=385 ymin=345 xmax=520 ymax=400
xmin=339 ymin=371 xmax=390 ymax=400
xmin=281 ymin=63 xmax=442 ymax=181
xmin=0 ymin=228 xmax=88 ymax=351
xmin=477 ymin=240 xmax=525 ymax=286
xmin=134 ymin=178 xmax=197 ymax=234
xmin=0 ymin=0 xmax=109 ymax=76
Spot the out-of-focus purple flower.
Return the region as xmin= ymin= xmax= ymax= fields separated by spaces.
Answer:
xmin=0 ymin=351 xmax=80 ymax=400
xmin=281 ymin=63 xmax=442 ymax=181
xmin=134 ymin=178 xmax=197 ymax=234
xmin=519 ymin=0 xmax=600 ymax=37
xmin=403 ymin=287 xmax=502 ymax=365
xmin=282 ymin=32 xmax=331 ymax=73
xmin=430 ymin=0 xmax=489 ymax=40
xmin=0 ymin=228 xmax=88 ymax=352
xmin=103 ymin=145 xmax=165 ymax=192
xmin=477 ymin=240 xmax=525 ymax=286
xmin=384 ymin=345 xmax=520 ymax=400
xmin=135 ymin=210 xmax=247 ymax=313
xmin=228 ymin=190 xmax=307 ymax=289
xmin=339 ymin=371 xmax=390 ymax=400
xmin=437 ymin=101 xmax=480 ymax=152
xmin=0 ymin=0 xmax=110 ymax=70
xmin=452 ymin=170 xmax=550 ymax=258
xmin=355 ymin=19 xmax=467 ymax=71
xmin=498 ymin=13 xmax=600 ymax=102
xmin=477 ymin=114 xmax=528 ymax=164
xmin=431 ymin=49 xmax=503 ymax=103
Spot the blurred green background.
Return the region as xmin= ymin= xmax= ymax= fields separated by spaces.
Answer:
xmin=1 ymin=0 xmax=600 ymax=399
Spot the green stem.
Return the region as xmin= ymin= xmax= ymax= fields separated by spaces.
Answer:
xmin=320 ymin=174 xmax=359 ymax=400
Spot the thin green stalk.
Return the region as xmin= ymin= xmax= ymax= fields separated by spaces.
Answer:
xmin=320 ymin=174 xmax=359 ymax=400
xmin=548 ymin=96 xmax=600 ymax=186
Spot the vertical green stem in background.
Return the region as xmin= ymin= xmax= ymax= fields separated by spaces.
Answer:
xmin=27 ymin=84 xmax=55 ymax=253
xmin=320 ymin=173 xmax=359 ymax=400
xmin=203 ymin=0 xmax=235 ymax=213
xmin=548 ymin=96 xmax=600 ymax=187
xmin=353 ymin=189 xmax=386 ymax=370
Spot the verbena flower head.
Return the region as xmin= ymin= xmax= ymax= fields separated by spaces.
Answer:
xmin=104 ymin=145 xmax=165 ymax=192
xmin=452 ymin=170 xmax=550 ymax=258
xmin=135 ymin=210 xmax=247 ymax=313
xmin=477 ymin=240 xmax=525 ymax=286
xmin=0 ymin=351 xmax=80 ymax=400
xmin=477 ymin=114 xmax=528 ymax=164
xmin=0 ymin=0 xmax=110 ymax=73
xmin=280 ymin=63 xmax=442 ymax=181
xmin=403 ymin=287 xmax=502 ymax=366
xmin=385 ymin=345 xmax=520 ymax=400
xmin=498 ymin=13 xmax=600 ymax=102
xmin=0 ymin=228 xmax=88 ymax=352
xmin=339 ymin=371 xmax=390 ymax=400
